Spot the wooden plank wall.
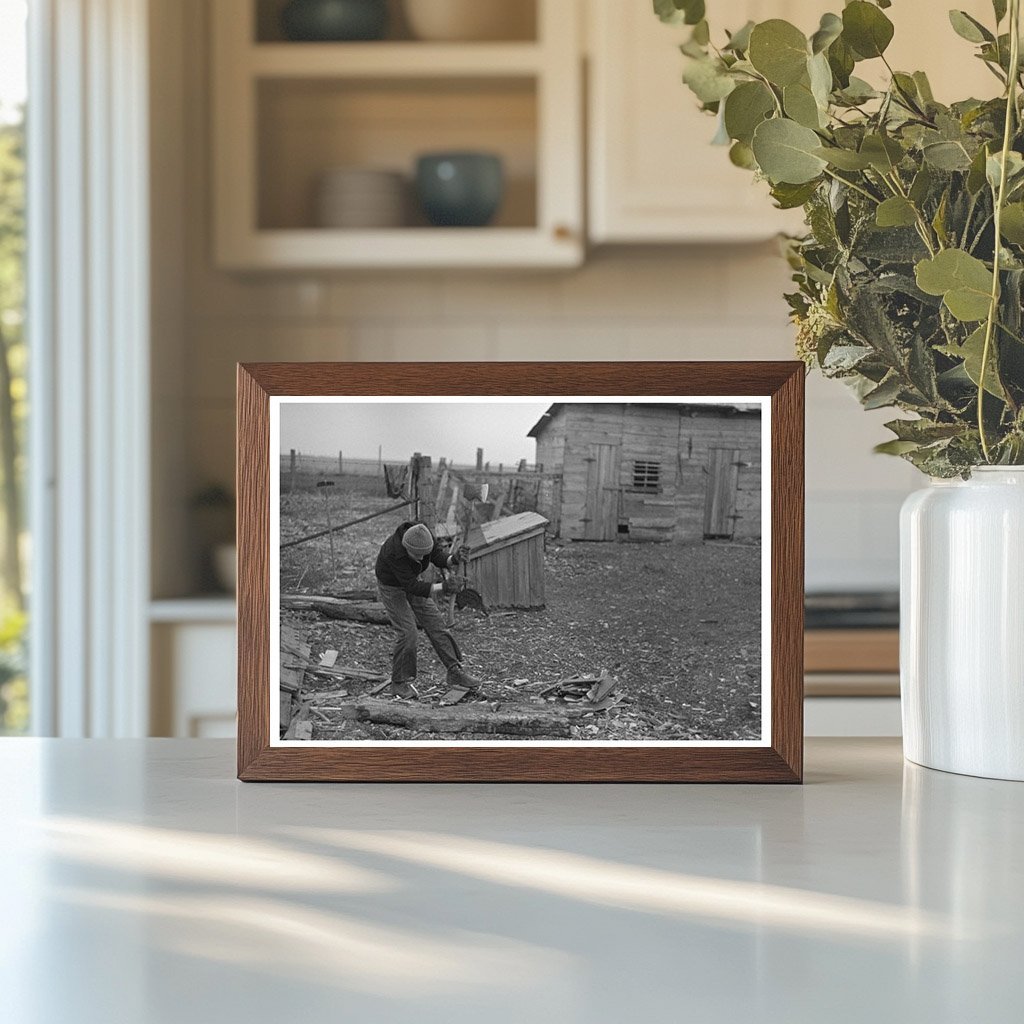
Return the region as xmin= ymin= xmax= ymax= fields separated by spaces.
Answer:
xmin=534 ymin=406 xmax=566 ymax=527
xmin=541 ymin=404 xmax=761 ymax=542
xmin=467 ymin=529 xmax=546 ymax=609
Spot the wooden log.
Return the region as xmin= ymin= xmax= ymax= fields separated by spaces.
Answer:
xmin=329 ymin=589 xmax=377 ymax=602
xmin=325 ymin=697 xmax=575 ymax=737
xmin=281 ymin=595 xmax=391 ymax=625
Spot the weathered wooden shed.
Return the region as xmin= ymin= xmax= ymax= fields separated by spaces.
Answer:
xmin=464 ymin=511 xmax=548 ymax=609
xmin=529 ymin=402 xmax=761 ymax=543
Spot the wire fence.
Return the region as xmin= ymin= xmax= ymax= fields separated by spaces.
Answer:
xmin=279 ymin=452 xmax=543 ymax=479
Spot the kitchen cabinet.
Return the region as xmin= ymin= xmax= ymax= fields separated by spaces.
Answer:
xmin=150 ymin=600 xmax=237 ymax=738
xmin=211 ymin=0 xmax=583 ymax=269
xmin=587 ymin=0 xmax=811 ymax=243
xmin=587 ymin=0 xmax=998 ymax=244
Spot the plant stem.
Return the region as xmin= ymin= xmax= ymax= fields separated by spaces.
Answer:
xmin=822 ymin=167 xmax=880 ymax=205
xmin=979 ymin=0 xmax=1021 ymax=462
xmin=884 ymin=171 xmax=939 ymax=254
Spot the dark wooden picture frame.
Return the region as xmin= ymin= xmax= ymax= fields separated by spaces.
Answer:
xmin=237 ymin=362 xmax=804 ymax=782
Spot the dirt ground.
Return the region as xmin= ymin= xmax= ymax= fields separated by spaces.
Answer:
xmin=280 ymin=485 xmax=762 ymax=742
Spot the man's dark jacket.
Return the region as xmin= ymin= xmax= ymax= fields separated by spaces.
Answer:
xmin=374 ymin=522 xmax=449 ymax=598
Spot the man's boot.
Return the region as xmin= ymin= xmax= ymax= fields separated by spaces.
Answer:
xmin=446 ymin=664 xmax=481 ymax=693
xmin=387 ymin=678 xmax=419 ymax=700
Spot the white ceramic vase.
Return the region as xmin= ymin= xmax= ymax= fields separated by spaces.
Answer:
xmin=900 ymin=467 xmax=1024 ymax=780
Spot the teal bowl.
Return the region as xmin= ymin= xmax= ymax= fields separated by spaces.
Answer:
xmin=415 ymin=153 xmax=505 ymax=228
xmin=281 ymin=0 xmax=388 ymax=42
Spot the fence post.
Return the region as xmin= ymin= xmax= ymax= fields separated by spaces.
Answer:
xmin=476 ymin=448 xmax=484 ymax=472
xmin=338 ymin=450 xmax=343 ymax=476
xmin=289 ymin=449 xmax=296 ymax=492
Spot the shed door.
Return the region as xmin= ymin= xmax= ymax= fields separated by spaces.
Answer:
xmin=584 ymin=444 xmax=620 ymax=540
xmin=704 ymin=448 xmax=740 ymax=539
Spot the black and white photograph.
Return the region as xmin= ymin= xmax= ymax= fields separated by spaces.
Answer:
xmin=271 ymin=396 xmax=769 ymax=746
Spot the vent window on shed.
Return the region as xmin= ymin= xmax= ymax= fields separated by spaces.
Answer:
xmin=632 ymin=460 xmax=661 ymax=492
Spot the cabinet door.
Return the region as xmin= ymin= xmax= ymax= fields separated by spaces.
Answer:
xmin=587 ymin=0 xmax=996 ymax=244
xmin=587 ymin=0 xmax=807 ymax=243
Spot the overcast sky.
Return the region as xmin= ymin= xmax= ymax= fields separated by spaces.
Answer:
xmin=280 ymin=401 xmax=552 ymax=465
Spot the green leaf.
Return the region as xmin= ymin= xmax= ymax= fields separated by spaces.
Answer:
xmin=682 ymin=57 xmax=736 ymax=104
xmin=986 ymin=150 xmax=1024 ymax=191
xmin=810 ymin=12 xmax=843 ymax=54
xmin=860 ymin=133 xmax=904 ymax=173
xmin=771 ymin=180 xmax=820 ymax=209
xmin=993 ymin=0 xmax=1008 ymax=24
xmin=913 ymin=71 xmax=935 ymax=104
xmin=842 ymin=1 xmax=895 ymax=59
xmin=748 ymin=20 xmax=809 ymax=86
xmin=751 ymin=118 xmax=828 ymax=184
xmin=915 ymin=249 xmax=994 ymax=321
xmin=875 ymin=439 xmax=923 ymax=455
xmin=885 ymin=418 xmax=964 ymax=443
xmin=827 ymin=36 xmax=856 ymax=89
xmin=653 ymin=0 xmax=705 ymax=26
xmin=724 ymin=20 xmax=755 ymax=53
xmin=784 ymin=80 xmax=824 ymax=129
xmin=932 ymin=190 xmax=950 ymax=246
xmin=814 ymin=146 xmax=872 ymax=170
xmin=967 ymin=144 xmax=991 ymax=193
xmin=923 ymin=140 xmax=972 ymax=171
xmin=948 ymin=10 xmax=994 ymax=44
xmin=807 ymin=51 xmax=833 ymax=109
xmin=862 ymin=374 xmax=903 ymax=409
xmin=729 ymin=140 xmax=757 ymax=169
xmin=1000 ymin=203 xmax=1024 ymax=244
xmin=837 ymin=76 xmax=879 ymax=104
xmin=909 ymin=164 xmax=933 ymax=205
xmin=939 ymin=325 xmax=1006 ymax=398
xmin=876 ymin=197 xmax=918 ymax=228
xmin=723 ymin=81 xmax=775 ymax=144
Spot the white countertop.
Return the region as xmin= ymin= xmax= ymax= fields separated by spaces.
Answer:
xmin=0 ymin=738 xmax=1020 ymax=1023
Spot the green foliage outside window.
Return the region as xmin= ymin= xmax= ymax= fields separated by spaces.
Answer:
xmin=0 ymin=110 xmax=27 ymax=733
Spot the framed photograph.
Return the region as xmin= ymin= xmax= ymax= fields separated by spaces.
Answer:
xmin=237 ymin=362 xmax=803 ymax=782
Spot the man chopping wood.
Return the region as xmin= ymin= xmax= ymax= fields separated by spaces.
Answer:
xmin=375 ymin=522 xmax=481 ymax=699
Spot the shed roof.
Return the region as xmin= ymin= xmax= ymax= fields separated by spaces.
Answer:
xmin=466 ymin=511 xmax=548 ymax=552
xmin=527 ymin=402 xmax=760 ymax=438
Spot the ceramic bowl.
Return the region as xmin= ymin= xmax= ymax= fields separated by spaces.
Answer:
xmin=415 ymin=152 xmax=504 ymax=228
xmin=316 ymin=168 xmax=407 ymax=228
xmin=281 ymin=0 xmax=388 ymax=42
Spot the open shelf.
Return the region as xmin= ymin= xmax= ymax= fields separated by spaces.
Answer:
xmin=256 ymin=76 xmax=538 ymax=232
xmin=213 ymin=0 xmax=582 ymax=268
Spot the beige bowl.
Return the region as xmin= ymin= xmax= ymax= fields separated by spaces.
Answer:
xmin=315 ymin=168 xmax=408 ymax=228
xmin=403 ymin=0 xmax=535 ymax=42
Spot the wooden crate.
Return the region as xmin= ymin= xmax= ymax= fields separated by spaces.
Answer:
xmin=465 ymin=511 xmax=548 ymax=609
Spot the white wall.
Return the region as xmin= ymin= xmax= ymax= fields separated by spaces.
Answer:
xmin=154 ymin=0 xmax=920 ymax=598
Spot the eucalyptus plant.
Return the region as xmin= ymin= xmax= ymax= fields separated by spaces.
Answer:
xmin=657 ymin=0 xmax=1024 ymax=475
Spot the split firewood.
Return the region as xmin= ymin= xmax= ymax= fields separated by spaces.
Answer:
xmin=283 ymin=702 xmax=313 ymax=740
xmin=586 ymin=670 xmax=617 ymax=704
xmin=305 ymin=687 xmax=350 ymax=702
xmin=280 ymin=691 xmax=295 ymax=730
